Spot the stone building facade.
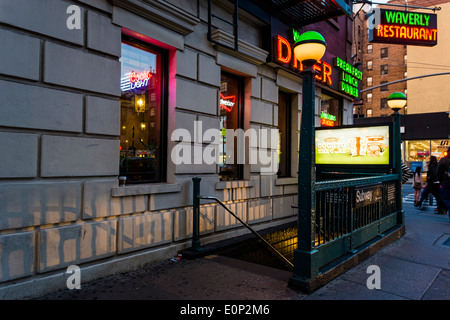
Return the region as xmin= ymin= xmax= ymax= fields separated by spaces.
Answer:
xmin=0 ymin=0 xmax=355 ymax=298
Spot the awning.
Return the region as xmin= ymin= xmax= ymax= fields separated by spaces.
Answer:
xmin=248 ymin=0 xmax=352 ymax=27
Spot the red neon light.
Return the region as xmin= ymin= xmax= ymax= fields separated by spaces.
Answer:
xmin=275 ymin=35 xmax=333 ymax=86
xmin=276 ymin=35 xmax=291 ymax=64
xmin=220 ymin=93 xmax=236 ymax=112
xmin=322 ymin=61 xmax=332 ymax=86
xmin=321 ymin=118 xmax=335 ymax=127
xmin=314 ymin=61 xmax=322 ymax=82
xmin=130 ymin=70 xmax=152 ymax=83
xmin=376 ymin=25 xmax=437 ymax=41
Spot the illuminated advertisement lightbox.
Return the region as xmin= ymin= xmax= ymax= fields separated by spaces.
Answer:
xmin=315 ymin=125 xmax=390 ymax=165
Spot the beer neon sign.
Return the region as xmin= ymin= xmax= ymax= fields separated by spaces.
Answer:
xmin=120 ymin=70 xmax=153 ymax=92
xmin=130 ymin=70 xmax=152 ymax=83
xmin=220 ymin=93 xmax=236 ymax=112
xmin=369 ymin=9 xmax=437 ymax=46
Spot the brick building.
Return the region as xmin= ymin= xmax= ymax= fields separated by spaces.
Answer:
xmin=354 ymin=1 xmax=450 ymax=168
xmin=353 ymin=4 xmax=407 ymax=118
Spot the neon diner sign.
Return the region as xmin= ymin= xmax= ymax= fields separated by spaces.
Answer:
xmin=271 ymin=30 xmax=363 ymax=99
xmin=275 ymin=34 xmax=333 ymax=86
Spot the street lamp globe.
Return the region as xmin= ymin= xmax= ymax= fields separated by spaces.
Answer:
xmin=293 ymin=31 xmax=327 ymax=63
xmin=387 ymin=92 xmax=407 ymax=112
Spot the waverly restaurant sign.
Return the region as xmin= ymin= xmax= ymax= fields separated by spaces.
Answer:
xmin=273 ymin=31 xmax=362 ymax=99
xmin=369 ymin=9 xmax=438 ymax=46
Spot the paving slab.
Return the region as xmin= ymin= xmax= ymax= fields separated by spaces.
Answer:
xmin=422 ymin=270 xmax=450 ymax=300
xmin=338 ymin=255 xmax=442 ymax=300
xmin=306 ymin=278 xmax=406 ymax=300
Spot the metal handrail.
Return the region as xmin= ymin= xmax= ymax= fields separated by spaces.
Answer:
xmin=314 ymin=174 xmax=399 ymax=191
xmin=196 ymin=195 xmax=294 ymax=269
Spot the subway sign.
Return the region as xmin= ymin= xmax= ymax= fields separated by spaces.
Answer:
xmin=273 ymin=30 xmax=362 ymax=99
xmin=369 ymin=9 xmax=437 ymax=46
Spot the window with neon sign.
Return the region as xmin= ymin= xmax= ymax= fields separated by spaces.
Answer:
xmin=219 ymin=72 xmax=243 ymax=181
xmin=320 ymin=93 xmax=341 ymax=127
xmin=119 ymin=38 xmax=167 ymax=183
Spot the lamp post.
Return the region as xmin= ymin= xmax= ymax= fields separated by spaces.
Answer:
xmin=290 ymin=31 xmax=327 ymax=289
xmin=387 ymin=92 xmax=407 ymax=225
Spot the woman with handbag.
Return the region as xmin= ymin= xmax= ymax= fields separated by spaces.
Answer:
xmin=413 ymin=166 xmax=423 ymax=205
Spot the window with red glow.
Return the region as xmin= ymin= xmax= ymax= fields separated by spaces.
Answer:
xmin=119 ymin=37 xmax=167 ymax=183
xmin=219 ymin=72 xmax=243 ymax=181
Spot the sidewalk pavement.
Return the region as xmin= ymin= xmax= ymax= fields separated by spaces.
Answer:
xmin=35 ymin=200 xmax=449 ymax=302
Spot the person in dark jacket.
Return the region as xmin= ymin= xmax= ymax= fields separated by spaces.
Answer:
xmin=415 ymin=156 xmax=445 ymax=213
xmin=437 ymin=146 xmax=450 ymax=218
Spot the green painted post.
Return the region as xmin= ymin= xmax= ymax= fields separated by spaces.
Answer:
xmin=291 ymin=60 xmax=319 ymax=287
xmin=192 ymin=177 xmax=201 ymax=250
xmin=387 ymin=92 xmax=406 ymax=226
xmin=392 ymin=111 xmax=404 ymax=225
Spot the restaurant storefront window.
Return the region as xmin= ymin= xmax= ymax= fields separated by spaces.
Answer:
xmin=219 ymin=72 xmax=244 ymax=181
xmin=119 ymin=37 xmax=167 ymax=183
xmin=404 ymin=139 xmax=450 ymax=172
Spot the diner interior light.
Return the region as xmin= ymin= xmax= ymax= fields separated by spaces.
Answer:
xmin=387 ymin=92 xmax=407 ymax=111
xmin=293 ymin=31 xmax=327 ymax=63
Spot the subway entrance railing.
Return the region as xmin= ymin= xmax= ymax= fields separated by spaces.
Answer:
xmin=191 ymin=177 xmax=294 ymax=270
xmin=188 ymin=121 xmax=405 ymax=292
xmin=189 ymin=173 xmax=403 ymax=287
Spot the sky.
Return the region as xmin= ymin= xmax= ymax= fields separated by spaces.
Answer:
xmin=353 ymin=0 xmax=391 ymax=12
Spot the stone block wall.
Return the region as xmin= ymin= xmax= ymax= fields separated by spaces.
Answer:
xmin=0 ymin=0 xmax=354 ymax=298
xmin=0 ymin=0 xmax=121 ymax=290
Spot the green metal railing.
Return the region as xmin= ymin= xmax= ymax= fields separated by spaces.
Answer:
xmin=291 ymin=173 xmax=403 ymax=290
xmin=289 ymin=174 xmax=399 ymax=266
xmin=190 ymin=173 xmax=399 ymax=269
xmin=190 ymin=173 xmax=402 ymax=291
xmin=191 ymin=177 xmax=294 ymax=270
xmin=313 ymin=174 xmax=398 ymax=248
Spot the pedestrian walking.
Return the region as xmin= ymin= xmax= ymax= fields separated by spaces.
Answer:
xmin=437 ymin=146 xmax=450 ymax=219
xmin=401 ymin=162 xmax=413 ymax=184
xmin=412 ymin=166 xmax=423 ymax=206
xmin=415 ymin=156 xmax=446 ymax=214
